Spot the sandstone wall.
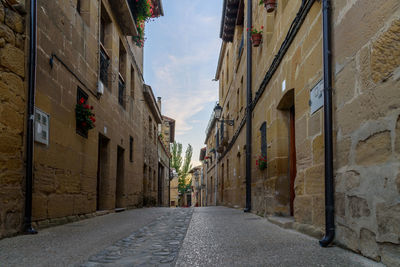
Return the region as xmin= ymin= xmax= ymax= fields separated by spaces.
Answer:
xmin=333 ymin=1 xmax=400 ymax=264
xmin=214 ymin=0 xmax=400 ymax=264
xmin=32 ymin=0 xmax=156 ymax=227
xmin=0 ymin=1 xmax=26 ymax=238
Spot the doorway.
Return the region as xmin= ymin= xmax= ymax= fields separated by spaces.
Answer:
xmin=97 ymin=134 xmax=109 ymax=210
xmin=158 ymin=163 xmax=164 ymax=206
xmin=115 ymin=146 xmax=125 ymax=208
xmin=221 ymin=163 xmax=224 ymax=203
xmin=289 ymin=106 xmax=297 ymax=216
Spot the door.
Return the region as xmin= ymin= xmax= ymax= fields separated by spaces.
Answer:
xmin=158 ymin=163 xmax=163 ymax=206
xmin=115 ymin=146 xmax=125 ymax=208
xmin=289 ymin=106 xmax=297 ymax=216
xmin=97 ymin=134 xmax=109 ymax=210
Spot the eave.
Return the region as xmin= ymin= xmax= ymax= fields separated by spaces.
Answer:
xmin=162 ymin=115 xmax=175 ymax=143
xmin=219 ymin=0 xmax=240 ymax=42
xmin=143 ymin=84 xmax=162 ymax=124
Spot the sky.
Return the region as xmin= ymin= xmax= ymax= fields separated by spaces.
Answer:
xmin=144 ymin=1 xmax=223 ymax=167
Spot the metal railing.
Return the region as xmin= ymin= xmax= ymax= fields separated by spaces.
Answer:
xmin=118 ymin=76 xmax=125 ymax=107
xmin=100 ymin=46 xmax=110 ymax=85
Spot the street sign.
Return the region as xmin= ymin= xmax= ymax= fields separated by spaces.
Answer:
xmin=310 ymin=79 xmax=324 ymax=115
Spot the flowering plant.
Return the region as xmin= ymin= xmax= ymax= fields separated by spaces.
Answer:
xmin=131 ymin=0 xmax=155 ymax=47
xmin=256 ymin=155 xmax=267 ymax=170
xmin=247 ymin=26 xmax=264 ymax=35
xmin=75 ymin=98 xmax=96 ymax=131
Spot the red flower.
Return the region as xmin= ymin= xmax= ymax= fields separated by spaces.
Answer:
xmin=79 ymin=98 xmax=85 ymax=104
xmin=261 ymin=26 xmax=264 ymax=29
xmin=84 ymin=104 xmax=89 ymax=109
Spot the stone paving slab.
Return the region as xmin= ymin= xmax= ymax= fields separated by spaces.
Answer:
xmin=175 ymin=207 xmax=385 ymax=267
xmin=81 ymin=208 xmax=193 ymax=267
xmin=0 ymin=208 xmax=175 ymax=267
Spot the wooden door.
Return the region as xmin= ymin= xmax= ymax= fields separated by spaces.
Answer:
xmin=289 ymin=106 xmax=297 ymax=216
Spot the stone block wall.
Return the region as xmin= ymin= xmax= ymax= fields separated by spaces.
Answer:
xmin=333 ymin=1 xmax=400 ymax=264
xmin=31 ymin=0 xmax=155 ymax=225
xmin=0 ymin=1 xmax=26 ymax=238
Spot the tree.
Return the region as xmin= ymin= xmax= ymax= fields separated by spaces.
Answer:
xmin=178 ymin=144 xmax=193 ymax=195
xmin=170 ymin=142 xmax=193 ymax=196
xmin=171 ymin=141 xmax=183 ymax=174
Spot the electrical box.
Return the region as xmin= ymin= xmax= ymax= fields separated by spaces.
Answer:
xmin=97 ymin=80 xmax=104 ymax=95
xmin=34 ymin=107 xmax=50 ymax=146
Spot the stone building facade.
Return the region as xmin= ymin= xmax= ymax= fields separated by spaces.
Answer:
xmin=203 ymin=111 xmax=218 ymax=206
xmin=0 ymin=0 xmax=165 ymax=238
xmin=207 ymin=0 xmax=400 ymax=264
xmin=0 ymin=0 xmax=26 ymax=238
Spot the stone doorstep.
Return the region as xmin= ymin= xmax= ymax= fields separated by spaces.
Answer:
xmin=265 ymin=215 xmax=324 ymax=240
xmin=267 ymin=215 xmax=295 ymax=229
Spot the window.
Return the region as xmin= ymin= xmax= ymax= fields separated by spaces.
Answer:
xmin=34 ymin=108 xmax=50 ymax=145
xmin=100 ymin=5 xmax=111 ymax=88
xmin=154 ymin=125 xmax=157 ymax=144
xmin=149 ymin=117 xmax=152 ymax=139
xmin=260 ymin=122 xmax=267 ymax=158
xmin=118 ymin=41 xmax=126 ymax=108
xmin=236 ymin=88 xmax=240 ymax=118
xmin=130 ymin=66 xmax=135 ymax=99
xmin=76 ymin=87 xmax=89 ymax=138
xmin=226 ymin=51 xmax=230 ymax=82
xmin=118 ymin=74 xmax=125 ymax=107
xmin=77 ymin=0 xmax=81 ymax=14
xmin=129 ymin=136 xmax=133 ymax=162
xmin=240 ymin=76 xmax=244 ymax=110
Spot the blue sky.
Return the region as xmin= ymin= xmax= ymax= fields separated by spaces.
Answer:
xmin=144 ymin=1 xmax=223 ymax=166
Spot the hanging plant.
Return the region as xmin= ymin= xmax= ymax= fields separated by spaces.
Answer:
xmin=76 ymin=98 xmax=96 ymax=131
xmin=248 ymin=26 xmax=264 ymax=47
xmin=259 ymin=0 xmax=277 ymax=13
xmin=130 ymin=0 xmax=155 ymax=47
xmin=256 ymin=155 xmax=267 ymax=170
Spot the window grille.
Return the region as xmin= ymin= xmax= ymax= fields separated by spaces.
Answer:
xmin=118 ymin=76 xmax=125 ymax=107
xmin=100 ymin=46 xmax=110 ymax=86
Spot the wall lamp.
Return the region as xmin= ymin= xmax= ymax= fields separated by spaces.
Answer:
xmin=213 ymin=103 xmax=234 ymax=126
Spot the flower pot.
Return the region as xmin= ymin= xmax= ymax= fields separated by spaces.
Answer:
xmin=251 ymin=33 xmax=262 ymax=47
xmin=263 ymin=0 xmax=276 ymax=13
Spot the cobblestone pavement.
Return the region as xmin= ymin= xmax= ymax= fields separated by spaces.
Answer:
xmin=0 ymin=208 xmax=175 ymax=267
xmin=81 ymin=208 xmax=193 ymax=267
xmin=0 ymin=207 xmax=386 ymax=267
xmin=176 ymin=207 xmax=384 ymax=267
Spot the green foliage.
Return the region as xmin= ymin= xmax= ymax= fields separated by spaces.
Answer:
xmin=171 ymin=141 xmax=183 ymax=174
xmin=130 ymin=0 xmax=154 ymax=47
xmin=75 ymin=97 xmax=95 ymax=131
xmin=170 ymin=142 xmax=193 ymax=196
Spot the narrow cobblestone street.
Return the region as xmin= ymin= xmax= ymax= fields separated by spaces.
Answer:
xmin=0 ymin=207 xmax=383 ymax=267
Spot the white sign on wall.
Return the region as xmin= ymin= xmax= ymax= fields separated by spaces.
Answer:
xmin=310 ymin=79 xmax=324 ymax=114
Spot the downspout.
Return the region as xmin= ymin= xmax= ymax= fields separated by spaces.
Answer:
xmin=319 ymin=0 xmax=334 ymax=247
xmin=244 ymin=0 xmax=252 ymax=212
xmin=24 ymin=0 xmax=38 ymax=234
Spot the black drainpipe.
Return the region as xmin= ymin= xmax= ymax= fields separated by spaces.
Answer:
xmin=319 ymin=0 xmax=334 ymax=247
xmin=24 ymin=0 xmax=38 ymax=235
xmin=244 ymin=0 xmax=252 ymax=212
